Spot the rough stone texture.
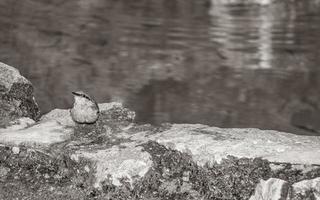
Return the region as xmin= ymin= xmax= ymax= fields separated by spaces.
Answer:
xmin=146 ymin=124 xmax=320 ymax=166
xmin=249 ymin=178 xmax=290 ymax=200
xmin=0 ymin=120 xmax=72 ymax=147
xmin=292 ymin=177 xmax=320 ymax=200
xmin=0 ymin=102 xmax=320 ymax=199
xmin=74 ymin=143 xmax=153 ymax=187
xmin=0 ymin=62 xmax=40 ymax=127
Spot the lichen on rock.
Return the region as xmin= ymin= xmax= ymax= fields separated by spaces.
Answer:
xmin=292 ymin=177 xmax=320 ymax=199
xmin=0 ymin=62 xmax=40 ymax=127
xmin=249 ymin=178 xmax=290 ymax=200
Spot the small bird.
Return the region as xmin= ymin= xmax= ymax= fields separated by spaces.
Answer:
xmin=70 ymin=91 xmax=99 ymax=124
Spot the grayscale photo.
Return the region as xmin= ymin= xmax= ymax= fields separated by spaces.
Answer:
xmin=0 ymin=0 xmax=320 ymax=199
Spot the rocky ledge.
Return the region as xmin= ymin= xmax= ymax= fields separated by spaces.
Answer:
xmin=0 ymin=62 xmax=320 ymax=200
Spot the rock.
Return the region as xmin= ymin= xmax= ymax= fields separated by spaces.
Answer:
xmin=146 ymin=124 xmax=320 ymax=166
xmin=0 ymin=120 xmax=73 ymax=147
xmin=0 ymin=102 xmax=320 ymax=199
xmin=40 ymin=108 xmax=75 ymax=126
xmin=74 ymin=143 xmax=153 ymax=187
xmin=40 ymin=102 xmax=134 ymax=127
xmin=0 ymin=117 xmax=35 ymax=133
xmin=0 ymin=166 xmax=10 ymax=178
xmin=249 ymin=178 xmax=290 ymax=200
xmin=0 ymin=62 xmax=40 ymax=127
xmin=292 ymin=177 xmax=320 ymax=200
xmin=12 ymin=146 xmax=20 ymax=154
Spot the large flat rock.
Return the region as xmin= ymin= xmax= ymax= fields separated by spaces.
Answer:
xmin=0 ymin=102 xmax=319 ymax=199
xmin=146 ymin=124 xmax=320 ymax=165
xmin=2 ymin=107 xmax=319 ymax=165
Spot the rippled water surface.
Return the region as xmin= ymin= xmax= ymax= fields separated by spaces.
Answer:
xmin=1 ymin=0 xmax=320 ymax=135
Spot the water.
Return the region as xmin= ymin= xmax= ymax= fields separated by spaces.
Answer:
xmin=0 ymin=0 xmax=320 ymax=135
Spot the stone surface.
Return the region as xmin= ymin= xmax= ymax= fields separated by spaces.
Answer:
xmin=292 ymin=177 xmax=320 ymax=199
xmin=0 ymin=102 xmax=320 ymax=199
xmin=40 ymin=108 xmax=75 ymax=126
xmin=0 ymin=62 xmax=40 ymax=127
xmin=74 ymin=143 xmax=153 ymax=187
xmin=146 ymin=124 xmax=320 ymax=166
xmin=0 ymin=117 xmax=35 ymax=133
xmin=0 ymin=120 xmax=72 ymax=147
xmin=0 ymin=166 xmax=10 ymax=178
xmin=249 ymin=178 xmax=290 ymax=200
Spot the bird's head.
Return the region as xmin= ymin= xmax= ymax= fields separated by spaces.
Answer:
xmin=72 ymin=91 xmax=93 ymax=105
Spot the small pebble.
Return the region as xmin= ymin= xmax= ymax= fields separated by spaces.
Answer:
xmin=0 ymin=166 xmax=10 ymax=177
xmin=12 ymin=146 xmax=20 ymax=154
xmin=84 ymin=165 xmax=90 ymax=172
xmin=70 ymin=154 xmax=79 ymax=162
xmin=182 ymin=171 xmax=190 ymax=182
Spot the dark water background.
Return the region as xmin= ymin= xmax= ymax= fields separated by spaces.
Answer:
xmin=1 ymin=0 xmax=320 ymax=135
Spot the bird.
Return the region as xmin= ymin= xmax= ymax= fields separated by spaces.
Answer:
xmin=70 ymin=91 xmax=100 ymax=124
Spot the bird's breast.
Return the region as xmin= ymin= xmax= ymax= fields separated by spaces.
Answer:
xmin=71 ymin=98 xmax=99 ymax=123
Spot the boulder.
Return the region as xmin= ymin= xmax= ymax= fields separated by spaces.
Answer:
xmin=0 ymin=62 xmax=40 ymax=127
xmin=0 ymin=102 xmax=320 ymax=199
xmin=249 ymin=178 xmax=290 ymax=200
xmin=292 ymin=177 xmax=320 ymax=200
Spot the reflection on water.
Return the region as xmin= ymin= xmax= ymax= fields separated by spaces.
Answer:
xmin=0 ymin=0 xmax=320 ymax=135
